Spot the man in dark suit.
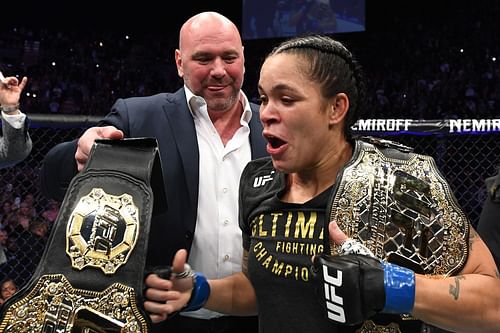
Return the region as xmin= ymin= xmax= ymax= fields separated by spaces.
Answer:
xmin=0 ymin=73 xmax=31 ymax=169
xmin=40 ymin=11 xmax=266 ymax=333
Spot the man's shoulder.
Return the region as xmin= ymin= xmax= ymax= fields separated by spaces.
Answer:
xmin=248 ymin=100 xmax=260 ymax=113
xmin=120 ymin=89 xmax=185 ymax=108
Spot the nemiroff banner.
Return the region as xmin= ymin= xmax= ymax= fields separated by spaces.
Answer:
xmin=352 ymin=119 xmax=500 ymax=134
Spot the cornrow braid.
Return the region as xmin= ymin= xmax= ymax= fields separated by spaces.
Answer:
xmin=268 ymin=35 xmax=366 ymax=140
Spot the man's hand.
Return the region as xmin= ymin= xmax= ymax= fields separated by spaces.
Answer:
xmin=0 ymin=74 xmax=27 ymax=102
xmin=144 ymin=249 xmax=194 ymax=323
xmin=0 ymin=73 xmax=27 ymax=113
xmin=75 ymin=126 xmax=124 ymax=171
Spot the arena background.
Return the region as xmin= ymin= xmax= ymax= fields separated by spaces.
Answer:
xmin=0 ymin=0 xmax=499 ymax=292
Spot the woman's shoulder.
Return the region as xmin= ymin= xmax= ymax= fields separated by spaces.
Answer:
xmin=242 ymin=156 xmax=273 ymax=177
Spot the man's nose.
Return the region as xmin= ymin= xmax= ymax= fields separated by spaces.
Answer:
xmin=211 ymin=58 xmax=226 ymax=77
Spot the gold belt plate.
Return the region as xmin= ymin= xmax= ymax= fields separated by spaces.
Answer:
xmin=0 ymin=274 xmax=148 ymax=332
xmin=330 ymin=142 xmax=469 ymax=275
xmin=66 ymin=188 xmax=140 ymax=274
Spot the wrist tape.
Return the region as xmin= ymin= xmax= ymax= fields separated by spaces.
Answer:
xmin=381 ymin=262 xmax=415 ymax=314
xmin=183 ymin=272 xmax=210 ymax=312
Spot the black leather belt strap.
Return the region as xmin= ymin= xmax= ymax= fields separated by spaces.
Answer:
xmin=0 ymin=138 xmax=166 ymax=332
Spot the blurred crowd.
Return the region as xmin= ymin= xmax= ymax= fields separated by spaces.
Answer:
xmin=357 ymin=3 xmax=500 ymax=120
xmin=0 ymin=185 xmax=59 ymax=292
xmin=0 ymin=28 xmax=182 ymax=116
xmin=0 ymin=2 xmax=498 ymax=119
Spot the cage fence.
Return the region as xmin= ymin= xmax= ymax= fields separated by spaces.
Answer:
xmin=0 ymin=116 xmax=498 ymax=290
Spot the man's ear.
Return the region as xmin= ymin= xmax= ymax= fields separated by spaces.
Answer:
xmin=328 ymin=93 xmax=349 ymax=125
xmin=175 ymin=49 xmax=184 ymax=77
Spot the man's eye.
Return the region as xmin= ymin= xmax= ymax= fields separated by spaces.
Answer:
xmin=223 ymin=56 xmax=237 ymax=63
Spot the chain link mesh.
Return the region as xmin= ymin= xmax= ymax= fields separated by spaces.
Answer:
xmin=0 ymin=118 xmax=498 ymax=291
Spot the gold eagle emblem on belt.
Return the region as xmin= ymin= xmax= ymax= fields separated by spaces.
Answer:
xmin=66 ymin=188 xmax=140 ymax=274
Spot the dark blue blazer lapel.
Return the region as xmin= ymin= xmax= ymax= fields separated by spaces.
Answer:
xmin=163 ymin=89 xmax=199 ymax=214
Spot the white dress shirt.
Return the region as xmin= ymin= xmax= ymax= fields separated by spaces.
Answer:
xmin=182 ymin=86 xmax=252 ymax=319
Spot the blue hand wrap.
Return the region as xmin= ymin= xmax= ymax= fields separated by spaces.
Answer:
xmin=381 ymin=262 xmax=415 ymax=314
xmin=183 ymin=272 xmax=211 ymax=312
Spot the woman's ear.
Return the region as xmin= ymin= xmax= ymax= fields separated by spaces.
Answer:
xmin=329 ymin=93 xmax=349 ymax=125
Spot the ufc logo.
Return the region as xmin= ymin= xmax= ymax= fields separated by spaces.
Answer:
xmin=253 ymin=171 xmax=274 ymax=187
xmin=322 ymin=265 xmax=345 ymax=323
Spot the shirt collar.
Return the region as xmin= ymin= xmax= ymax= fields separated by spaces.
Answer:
xmin=183 ymin=85 xmax=252 ymax=125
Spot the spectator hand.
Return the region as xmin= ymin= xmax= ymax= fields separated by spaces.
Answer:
xmin=75 ymin=126 xmax=124 ymax=171
xmin=0 ymin=74 xmax=27 ymax=107
xmin=144 ymin=249 xmax=194 ymax=323
xmin=310 ymin=221 xmax=416 ymax=325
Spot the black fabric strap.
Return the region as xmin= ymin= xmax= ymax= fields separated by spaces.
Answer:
xmin=86 ymin=138 xmax=158 ymax=186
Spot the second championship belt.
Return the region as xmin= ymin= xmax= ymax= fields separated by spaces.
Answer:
xmin=328 ymin=137 xmax=469 ymax=276
xmin=0 ymin=138 xmax=166 ymax=332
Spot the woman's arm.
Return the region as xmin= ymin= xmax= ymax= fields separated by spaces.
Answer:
xmin=413 ymin=227 xmax=500 ymax=333
xmin=144 ymin=249 xmax=258 ymax=323
xmin=323 ymin=221 xmax=500 ymax=332
xmin=206 ymin=250 xmax=258 ymax=315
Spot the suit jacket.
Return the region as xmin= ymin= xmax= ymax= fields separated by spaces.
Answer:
xmin=40 ymin=88 xmax=268 ymax=267
xmin=0 ymin=116 xmax=32 ymax=169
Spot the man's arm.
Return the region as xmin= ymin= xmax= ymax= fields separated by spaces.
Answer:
xmin=40 ymin=139 xmax=79 ymax=201
xmin=0 ymin=73 xmax=31 ymax=168
xmin=40 ymin=96 xmax=130 ymax=201
xmin=0 ymin=116 xmax=32 ymax=168
xmin=40 ymin=125 xmax=124 ymax=201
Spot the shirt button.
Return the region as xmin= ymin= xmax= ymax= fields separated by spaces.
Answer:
xmin=223 ymin=254 xmax=230 ymax=261
xmin=223 ymin=219 xmax=229 ymax=225
xmin=222 ymin=188 xmax=228 ymax=193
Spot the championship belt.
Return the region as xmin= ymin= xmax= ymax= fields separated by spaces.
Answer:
xmin=0 ymin=138 xmax=166 ymax=332
xmin=328 ymin=137 xmax=469 ymax=332
xmin=328 ymin=137 xmax=469 ymax=276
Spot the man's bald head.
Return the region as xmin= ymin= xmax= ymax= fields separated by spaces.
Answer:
xmin=179 ymin=12 xmax=242 ymax=51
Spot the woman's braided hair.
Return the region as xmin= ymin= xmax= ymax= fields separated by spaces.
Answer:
xmin=267 ymin=35 xmax=366 ymax=139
